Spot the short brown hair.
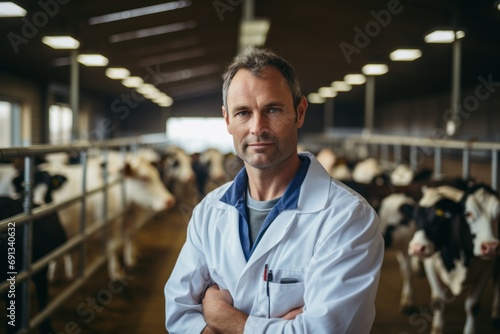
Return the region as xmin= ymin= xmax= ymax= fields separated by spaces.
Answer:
xmin=221 ymin=47 xmax=303 ymax=111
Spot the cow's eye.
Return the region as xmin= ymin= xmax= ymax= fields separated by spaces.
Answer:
xmin=435 ymin=209 xmax=444 ymax=217
xmin=464 ymin=211 xmax=475 ymax=221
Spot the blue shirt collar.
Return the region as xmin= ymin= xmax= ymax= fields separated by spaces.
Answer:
xmin=220 ymin=154 xmax=311 ymax=209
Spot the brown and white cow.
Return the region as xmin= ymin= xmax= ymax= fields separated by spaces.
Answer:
xmin=408 ymin=184 xmax=500 ymax=334
xmin=38 ymin=150 xmax=176 ymax=281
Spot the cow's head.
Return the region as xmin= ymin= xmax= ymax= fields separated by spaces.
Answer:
xmin=12 ymin=170 xmax=67 ymax=205
xmin=462 ymin=185 xmax=500 ymax=258
xmin=123 ymin=157 xmax=176 ymax=211
xmin=408 ymin=186 xmax=467 ymax=259
xmin=161 ymin=147 xmax=196 ymax=184
xmin=408 ymin=186 xmax=474 ymax=270
xmin=378 ymin=193 xmax=416 ymax=250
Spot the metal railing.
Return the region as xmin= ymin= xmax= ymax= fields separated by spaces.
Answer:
xmin=0 ymin=134 xmax=171 ymax=333
xmin=302 ymin=133 xmax=500 ymax=191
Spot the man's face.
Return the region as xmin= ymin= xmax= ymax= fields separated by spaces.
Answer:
xmin=222 ymin=67 xmax=307 ymax=169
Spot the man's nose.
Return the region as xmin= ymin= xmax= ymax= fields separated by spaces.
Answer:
xmin=250 ymin=113 xmax=269 ymax=135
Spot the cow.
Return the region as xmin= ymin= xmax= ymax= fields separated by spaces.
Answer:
xmin=157 ymin=145 xmax=196 ymax=199
xmin=1 ymin=197 xmax=67 ymax=334
xmin=315 ymin=147 xmax=352 ymax=181
xmin=37 ymin=151 xmax=176 ymax=282
xmin=192 ymin=148 xmax=229 ymax=198
xmin=378 ymin=193 xmax=419 ymax=314
xmin=408 ymin=184 xmax=500 ymax=334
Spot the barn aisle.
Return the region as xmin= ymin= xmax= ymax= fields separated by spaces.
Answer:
xmin=14 ymin=192 xmax=497 ymax=334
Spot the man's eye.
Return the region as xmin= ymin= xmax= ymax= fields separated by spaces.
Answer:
xmin=235 ymin=111 xmax=249 ymax=117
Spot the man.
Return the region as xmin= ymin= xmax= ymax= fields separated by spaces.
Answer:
xmin=165 ymin=47 xmax=384 ymax=333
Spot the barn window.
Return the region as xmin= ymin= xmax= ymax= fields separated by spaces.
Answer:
xmin=165 ymin=117 xmax=234 ymax=154
xmin=0 ymin=100 xmax=21 ymax=148
xmin=49 ymin=104 xmax=73 ymax=144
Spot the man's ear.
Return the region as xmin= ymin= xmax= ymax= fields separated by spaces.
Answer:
xmin=222 ymin=105 xmax=232 ymax=134
xmin=296 ymin=96 xmax=308 ymax=128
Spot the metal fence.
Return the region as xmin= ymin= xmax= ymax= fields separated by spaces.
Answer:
xmin=0 ymin=134 xmax=171 ymax=333
xmin=302 ymin=133 xmax=500 ymax=191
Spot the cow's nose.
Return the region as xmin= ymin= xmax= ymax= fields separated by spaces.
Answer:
xmin=409 ymin=244 xmax=426 ymax=256
xmin=165 ymin=197 xmax=176 ymax=210
xmin=481 ymin=242 xmax=499 ymax=257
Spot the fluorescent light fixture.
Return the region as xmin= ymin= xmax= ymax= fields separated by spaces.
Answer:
xmin=42 ymin=36 xmax=80 ymax=49
xmin=424 ymin=30 xmax=465 ymax=43
xmin=153 ymin=93 xmax=173 ymax=107
xmin=344 ymin=74 xmax=366 ymax=85
xmin=77 ymin=54 xmax=109 ymax=66
xmin=331 ymin=81 xmax=352 ymax=92
xmin=0 ymin=2 xmax=26 ymax=17
xmin=138 ymin=47 xmax=205 ymax=67
xmin=307 ymin=93 xmax=325 ymax=104
xmin=318 ymin=87 xmax=337 ymax=98
xmin=157 ymin=96 xmax=173 ymax=107
xmin=122 ymin=76 xmax=144 ymax=88
xmin=105 ymin=68 xmax=130 ymax=80
xmin=389 ymin=49 xmax=422 ymax=61
xmin=109 ymin=20 xmax=196 ymax=43
xmin=137 ymin=83 xmax=158 ymax=94
xmin=362 ymin=64 xmax=389 ymax=75
xmin=239 ymin=19 xmax=271 ymax=49
xmin=89 ymin=0 xmax=191 ymax=25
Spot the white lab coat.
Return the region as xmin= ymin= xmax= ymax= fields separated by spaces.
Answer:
xmin=165 ymin=152 xmax=384 ymax=333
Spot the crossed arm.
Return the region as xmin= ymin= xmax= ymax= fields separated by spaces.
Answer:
xmin=201 ymin=285 xmax=303 ymax=334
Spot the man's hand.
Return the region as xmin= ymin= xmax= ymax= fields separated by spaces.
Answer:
xmin=281 ymin=306 xmax=304 ymax=320
xmin=202 ymin=285 xmax=247 ymax=334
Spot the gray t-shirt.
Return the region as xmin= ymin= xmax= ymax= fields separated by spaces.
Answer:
xmin=246 ymin=189 xmax=280 ymax=248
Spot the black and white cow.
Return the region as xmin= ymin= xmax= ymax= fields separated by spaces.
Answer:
xmin=1 ymin=197 xmax=67 ymax=334
xmin=378 ymin=193 xmax=419 ymax=314
xmin=158 ymin=146 xmax=196 ymax=199
xmin=408 ymin=184 xmax=500 ymax=334
xmin=192 ymin=148 xmax=231 ymax=198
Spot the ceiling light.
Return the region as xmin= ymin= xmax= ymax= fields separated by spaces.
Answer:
xmin=362 ymin=64 xmax=389 ymax=75
xmin=424 ymin=30 xmax=465 ymax=43
xmin=331 ymin=81 xmax=352 ymax=92
xmin=157 ymin=97 xmax=173 ymax=107
xmin=344 ymin=74 xmax=366 ymax=85
xmin=42 ymin=36 xmax=80 ymax=49
xmin=122 ymin=76 xmax=144 ymax=88
xmin=137 ymin=83 xmax=158 ymax=94
xmin=77 ymin=54 xmax=109 ymax=66
xmin=239 ymin=19 xmax=271 ymax=49
xmin=105 ymin=68 xmax=130 ymax=80
xmin=0 ymin=2 xmax=26 ymax=17
xmin=307 ymin=93 xmax=325 ymax=104
xmin=497 ymin=1 xmax=500 ymax=10
xmin=89 ymin=0 xmax=192 ymax=25
xmin=389 ymin=49 xmax=422 ymax=61
xmin=318 ymin=87 xmax=337 ymax=98
xmin=153 ymin=94 xmax=173 ymax=105
xmin=109 ymin=20 xmax=196 ymax=43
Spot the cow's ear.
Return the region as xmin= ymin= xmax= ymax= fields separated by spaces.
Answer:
xmin=51 ymin=175 xmax=67 ymax=190
xmin=421 ymin=185 xmax=428 ymax=194
xmin=124 ymin=163 xmax=135 ymax=177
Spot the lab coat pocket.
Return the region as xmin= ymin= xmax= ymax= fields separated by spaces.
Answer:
xmin=269 ymin=281 xmax=305 ymax=318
